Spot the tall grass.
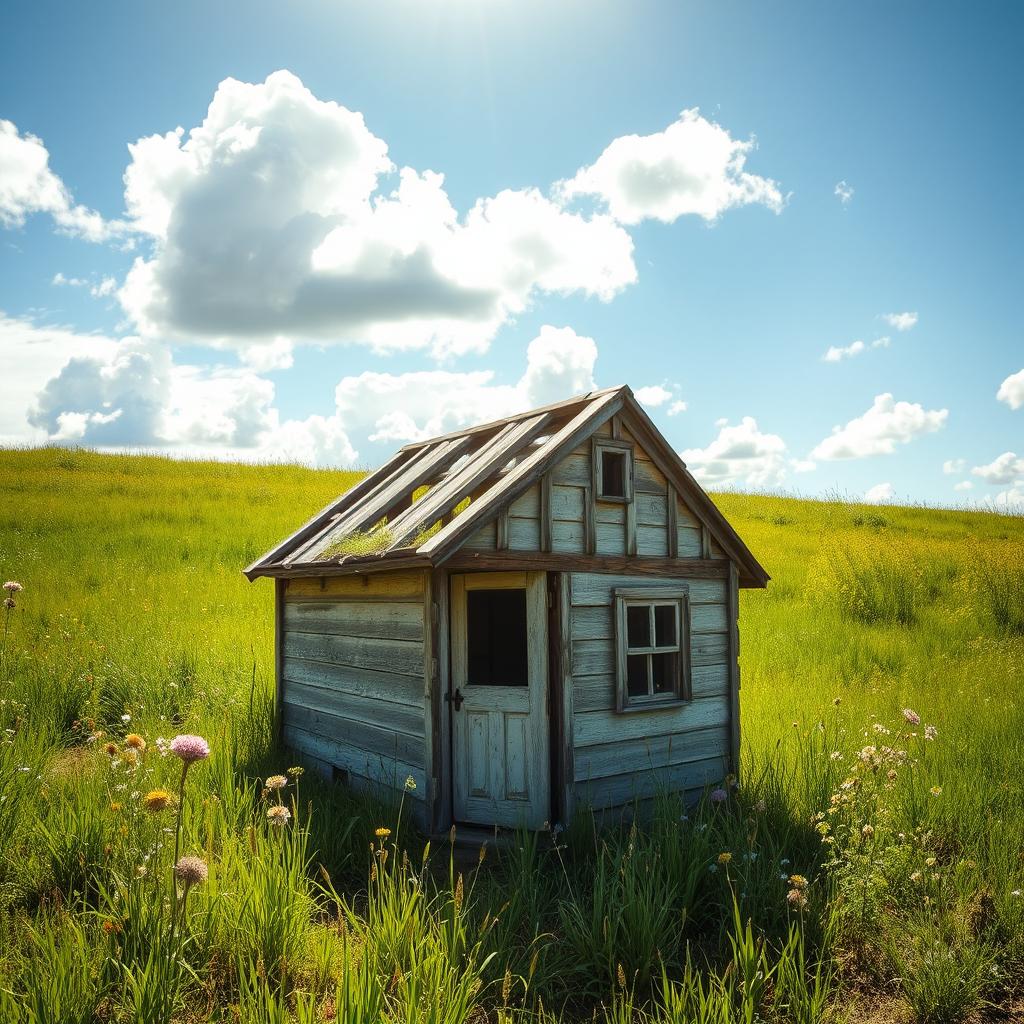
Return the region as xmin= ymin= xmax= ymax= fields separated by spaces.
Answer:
xmin=0 ymin=448 xmax=1021 ymax=1021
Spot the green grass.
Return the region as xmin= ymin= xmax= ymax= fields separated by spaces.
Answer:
xmin=0 ymin=447 xmax=1022 ymax=1022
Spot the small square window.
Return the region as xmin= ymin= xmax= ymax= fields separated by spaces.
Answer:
xmin=614 ymin=589 xmax=692 ymax=710
xmin=593 ymin=439 xmax=633 ymax=503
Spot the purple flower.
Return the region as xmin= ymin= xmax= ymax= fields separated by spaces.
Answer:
xmin=902 ymin=708 xmax=921 ymax=726
xmin=169 ymin=734 xmax=210 ymax=763
xmin=174 ymin=855 xmax=208 ymax=886
xmin=3 ymin=582 xmax=23 ymax=594
xmin=710 ymin=787 xmax=728 ymax=803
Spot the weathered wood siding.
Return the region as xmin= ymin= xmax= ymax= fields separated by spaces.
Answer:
xmin=279 ymin=572 xmax=428 ymax=821
xmin=568 ymin=572 xmax=732 ymax=810
xmin=462 ymin=423 xmax=712 ymax=559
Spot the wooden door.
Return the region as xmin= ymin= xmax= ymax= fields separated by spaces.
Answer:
xmin=451 ymin=572 xmax=550 ymax=829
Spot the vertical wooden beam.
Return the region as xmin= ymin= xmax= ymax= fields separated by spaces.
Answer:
xmin=666 ymin=483 xmax=679 ymax=558
xmin=727 ymin=562 xmax=741 ymax=781
xmin=610 ymin=415 xmax=621 ymax=440
xmin=556 ymin=572 xmax=575 ymax=824
xmin=496 ymin=506 xmax=509 ymax=550
xmin=274 ymin=578 xmax=286 ymax=747
xmin=625 ymin=497 xmax=637 ymax=557
xmin=583 ymin=485 xmax=596 ymax=555
xmin=422 ymin=570 xmax=437 ymax=829
xmin=700 ymin=524 xmax=712 ymax=560
xmin=540 ymin=473 xmax=553 ymax=553
xmin=433 ymin=569 xmax=452 ymax=832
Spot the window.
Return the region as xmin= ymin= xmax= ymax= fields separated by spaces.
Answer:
xmin=467 ymin=588 xmax=528 ymax=686
xmin=593 ymin=438 xmax=633 ymax=503
xmin=614 ymin=588 xmax=692 ymax=710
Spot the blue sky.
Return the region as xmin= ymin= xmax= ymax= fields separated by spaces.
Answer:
xmin=1 ymin=0 xmax=1022 ymax=506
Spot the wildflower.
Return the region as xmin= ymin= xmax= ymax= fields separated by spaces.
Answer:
xmin=169 ymin=734 xmax=210 ymax=763
xmin=124 ymin=734 xmax=146 ymax=751
xmin=101 ymin=919 xmax=120 ymax=935
xmin=287 ymin=765 xmax=304 ymax=778
xmin=786 ymin=888 xmax=808 ymax=909
xmin=861 ymin=824 xmax=875 ymax=837
xmin=930 ymin=785 xmax=942 ymax=797
xmin=924 ymin=725 xmax=938 ymax=741
xmin=122 ymin=749 xmax=138 ymax=767
xmin=267 ymin=804 xmax=291 ymax=826
xmin=265 ymin=774 xmax=288 ymax=790
xmin=174 ymin=855 xmax=208 ymax=886
xmin=717 ymin=851 xmax=732 ymax=865
xmin=121 ymin=714 xmax=131 ymax=724
xmin=103 ymin=741 xmax=119 ymax=757
xmin=910 ymin=871 xmax=922 ymax=882
xmin=109 ymin=802 xmax=122 ymax=812
xmin=925 ymin=857 xmax=936 ymax=867
xmin=830 ymin=750 xmax=843 ymax=761
xmin=1011 ymin=890 xmax=1021 ymax=898
xmin=789 ymin=874 xmax=809 ymax=889
xmin=404 ymin=775 xmax=417 ymax=791
xmin=143 ymin=789 xmax=174 ymax=812
xmin=2 ymin=582 xmax=23 ymax=594
xmin=833 ymin=696 xmax=841 ymax=705
xmin=3 ymin=598 xmax=14 ymax=610
xmin=709 ymin=787 xmax=728 ymax=803
xmin=754 ymin=798 xmax=767 ymax=814
xmin=375 ymin=826 xmax=392 ymax=839
xmin=902 ymin=708 xmax=921 ymax=726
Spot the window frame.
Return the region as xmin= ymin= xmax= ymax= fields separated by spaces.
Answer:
xmin=592 ymin=437 xmax=634 ymax=504
xmin=613 ymin=586 xmax=692 ymax=712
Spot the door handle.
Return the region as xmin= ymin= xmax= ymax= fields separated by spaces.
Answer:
xmin=448 ymin=688 xmax=464 ymax=711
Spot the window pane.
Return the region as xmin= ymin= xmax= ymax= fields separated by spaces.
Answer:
xmin=626 ymin=605 xmax=650 ymax=648
xmin=654 ymin=604 xmax=676 ymax=646
xmin=601 ymin=450 xmax=626 ymax=497
xmin=651 ymin=652 xmax=677 ymax=695
xmin=467 ymin=589 xmax=528 ymax=686
xmin=626 ymin=655 xmax=648 ymax=696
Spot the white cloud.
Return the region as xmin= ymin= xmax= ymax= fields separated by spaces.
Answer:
xmin=667 ymin=400 xmax=688 ymax=416
xmin=0 ymin=120 xmax=124 ymax=242
xmin=558 ymin=108 xmax=784 ymax=225
xmin=864 ymin=482 xmax=894 ymax=504
xmin=954 ymin=480 xmax=973 ymax=492
xmin=871 ymin=336 xmax=891 ymax=349
xmin=834 ymin=181 xmax=854 ymax=205
xmin=971 ymin=452 xmax=1024 ymax=485
xmin=240 ymin=337 xmax=294 ymax=372
xmin=680 ymin=416 xmax=788 ymax=488
xmin=881 ymin=311 xmax=918 ymax=332
xmin=791 ymin=458 xmax=816 ymax=473
xmin=943 ymin=458 xmax=966 ymax=474
xmin=811 ymin=393 xmax=948 ymax=460
xmin=997 ymin=368 xmax=1024 ymax=410
xmin=633 ymin=384 xmax=673 ymax=407
xmin=91 ymin=277 xmax=118 ymax=298
xmin=993 ymin=485 xmax=1024 ymax=509
xmin=823 ymin=340 xmax=865 ymax=362
xmin=118 ymin=71 xmax=636 ymax=359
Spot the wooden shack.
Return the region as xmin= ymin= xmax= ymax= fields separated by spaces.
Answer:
xmin=245 ymin=386 xmax=768 ymax=832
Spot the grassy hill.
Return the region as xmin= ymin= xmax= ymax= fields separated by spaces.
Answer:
xmin=1 ymin=447 xmax=1022 ymax=1022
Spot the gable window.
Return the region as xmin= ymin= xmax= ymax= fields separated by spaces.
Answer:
xmin=593 ymin=438 xmax=634 ymax=503
xmin=613 ymin=587 xmax=692 ymax=710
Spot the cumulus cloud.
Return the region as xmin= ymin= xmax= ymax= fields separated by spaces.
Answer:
xmin=667 ymin=400 xmax=688 ymax=416
xmin=954 ymin=480 xmax=973 ymax=492
xmin=0 ymin=120 xmax=124 ymax=241
xmin=943 ymin=458 xmax=966 ymax=474
xmin=633 ymin=384 xmax=673 ymax=407
xmin=864 ymin=482 xmax=894 ymax=503
xmin=971 ymin=452 xmax=1024 ymax=485
xmin=558 ymin=108 xmax=784 ymax=225
xmin=680 ymin=417 xmax=788 ymax=488
xmin=993 ymin=485 xmax=1024 ymax=509
xmin=811 ymin=393 xmax=948 ymax=460
xmin=117 ymin=71 xmax=636 ymax=359
xmin=881 ymin=311 xmax=918 ymax=332
xmin=823 ymin=340 xmax=865 ymax=362
xmin=997 ymin=368 xmax=1024 ymax=410
xmin=834 ymin=181 xmax=854 ymax=205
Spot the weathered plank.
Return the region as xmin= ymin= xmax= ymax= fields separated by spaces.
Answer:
xmin=463 ymin=520 xmax=497 ymax=550
xmin=283 ymin=600 xmax=424 ymax=641
xmin=554 ymin=452 xmax=667 ymax=495
xmin=282 ymin=702 xmax=426 ymax=766
xmin=574 ymin=725 xmax=729 ymax=781
xmin=286 ymin=572 xmax=425 ymax=600
xmin=574 ymin=754 xmax=727 ymax=810
xmin=570 ymin=602 xmax=728 ymax=641
xmin=636 ymin=524 xmax=669 ymax=558
xmin=284 ymin=724 xmax=428 ymax=794
xmin=507 ymin=516 xmax=541 ymax=551
xmin=570 ymin=573 xmax=728 ymax=607
xmin=284 ymin=679 xmax=425 ymax=738
xmin=571 ymin=634 xmax=728 ymax=676
xmin=281 ymin=656 xmax=423 ymax=706
xmin=283 ymin=631 xmax=424 ymax=677
xmin=446 ymin=551 xmax=732 ymax=579
xmin=573 ymin=696 xmax=730 ymax=747
xmin=572 ymin=663 xmax=730 ymax=713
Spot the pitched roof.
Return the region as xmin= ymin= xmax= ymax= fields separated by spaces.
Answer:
xmin=244 ymin=385 xmax=769 ymax=587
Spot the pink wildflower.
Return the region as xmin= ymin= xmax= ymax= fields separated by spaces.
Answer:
xmin=902 ymin=708 xmax=921 ymax=726
xmin=174 ymin=855 xmax=208 ymax=886
xmin=3 ymin=582 xmax=23 ymax=593
xmin=169 ymin=735 xmax=210 ymax=763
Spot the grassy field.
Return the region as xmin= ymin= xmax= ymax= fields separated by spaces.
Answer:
xmin=0 ymin=445 xmax=1022 ymax=1023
